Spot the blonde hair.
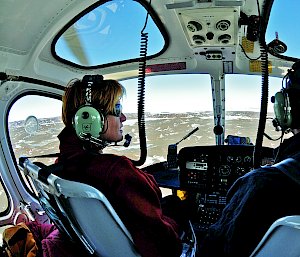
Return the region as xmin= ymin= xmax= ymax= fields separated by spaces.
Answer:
xmin=62 ymin=78 xmax=125 ymax=126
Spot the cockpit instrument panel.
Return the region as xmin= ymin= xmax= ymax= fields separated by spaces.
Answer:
xmin=178 ymin=145 xmax=274 ymax=234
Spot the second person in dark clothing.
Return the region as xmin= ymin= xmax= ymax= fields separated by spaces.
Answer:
xmin=199 ymin=62 xmax=300 ymax=257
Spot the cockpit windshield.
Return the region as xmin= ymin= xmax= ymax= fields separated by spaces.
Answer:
xmin=266 ymin=0 xmax=299 ymax=59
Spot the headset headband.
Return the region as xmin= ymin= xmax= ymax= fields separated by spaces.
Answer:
xmin=82 ymin=75 xmax=104 ymax=105
xmin=82 ymin=75 xmax=104 ymax=85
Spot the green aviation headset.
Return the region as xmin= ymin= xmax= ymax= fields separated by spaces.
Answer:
xmin=272 ymin=83 xmax=292 ymax=130
xmin=272 ymin=61 xmax=300 ymax=131
xmin=73 ymin=75 xmax=105 ymax=140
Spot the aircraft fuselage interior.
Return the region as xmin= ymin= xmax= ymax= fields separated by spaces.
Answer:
xmin=0 ymin=0 xmax=299 ymax=256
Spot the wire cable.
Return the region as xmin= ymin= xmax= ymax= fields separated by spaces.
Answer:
xmin=131 ymin=1 xmax=151 ymax=166
xmin=253 ymin=0 xmax=269 ymax=168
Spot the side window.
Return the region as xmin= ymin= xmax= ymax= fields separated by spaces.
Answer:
xmin=0 ymin=181 xmax=8 ymax=213
xmin=8 ymin=95 xmax=63 ymax=168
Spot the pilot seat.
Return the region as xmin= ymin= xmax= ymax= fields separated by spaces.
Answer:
xmin=18 ymin=157 xmax=197 ymax=257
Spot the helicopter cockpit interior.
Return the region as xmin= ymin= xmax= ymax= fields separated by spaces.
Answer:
xmin=1 ymin=0 xmax=300 ymax=256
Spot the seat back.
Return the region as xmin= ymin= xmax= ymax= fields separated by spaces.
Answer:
xmin=19 ymin=157 xmax=196 ymax=257
xmin=19 ymin=157 xmax=141 ymax=257
xmin=250 ymin=215 xmax=300 ymax=257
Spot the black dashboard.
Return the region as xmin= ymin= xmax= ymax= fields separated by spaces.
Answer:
xmin=178 ymin=145 xmax=274 ymax=234
xmin=148 ymin=145 xmax=274 ymax=235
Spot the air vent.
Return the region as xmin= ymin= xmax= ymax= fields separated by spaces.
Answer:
xmin=193 ymin=35 xmax=206 ymax=45
xmin=187 ymin=21 xmax=202 ymax=32
xmin=218 ymin=34 xmax=231 ymax=44
xmin=216 ymin=20 xmax=231 ymax=31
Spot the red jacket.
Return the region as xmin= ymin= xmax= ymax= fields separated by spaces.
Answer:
xmin=57 ymin=127 xmax=182 ymax=257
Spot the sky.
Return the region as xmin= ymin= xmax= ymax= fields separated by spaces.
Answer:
xmin=265 ymin=0 xmax=299 ymax=57
xmin=120 ymin=0 xmax=297 ymax=114
xmin=121 ymin=74 xmax=283 ymax=114
xmin=8 ymin=0 xmax=298 ymax=121
xmin=8 ymin=74 xmax=282 ymax=122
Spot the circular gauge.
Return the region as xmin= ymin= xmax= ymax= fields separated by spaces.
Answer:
xmin=236 ymin=167 xmax=246 ymax=176
xmin=227 ymin=156 xmax=234 ymax=163
xmin=244 ymin=156 xmax=252 ymax=163
xmin=24 ymin=116 xmax=39 ymax=134
xmin=235 ymin=156 xmax=242 ymax=163
xmin=219 ymin=165 xmax=231 ymax=176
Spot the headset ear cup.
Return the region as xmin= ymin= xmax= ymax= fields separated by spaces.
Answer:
xmin=273 ymin=91 xmax=292 ymax=130
xmin=73 ymin=106 xmax=104 ymax=139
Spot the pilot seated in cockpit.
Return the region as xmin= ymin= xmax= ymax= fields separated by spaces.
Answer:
xmin=199 ymin=61 xmax=300 ymax=257
xmin=56 ymin=75 xmax=189 ymax=257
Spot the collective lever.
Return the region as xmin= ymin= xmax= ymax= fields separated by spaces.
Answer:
xmin=167 ymin=127 xmax=199 ymax=169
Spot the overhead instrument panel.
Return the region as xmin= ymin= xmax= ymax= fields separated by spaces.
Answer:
xmin=176 ymin=7 xmax=240 ymax=63
xmin=178 ymin=7 xmax=239 ymax=48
